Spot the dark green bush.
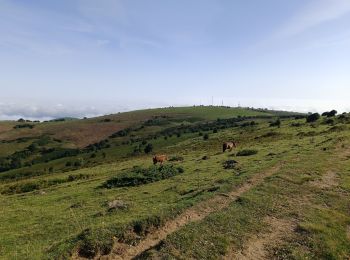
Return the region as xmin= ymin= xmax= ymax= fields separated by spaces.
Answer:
xmin=65 ymin=161 xmax=72 ymax=167
xmin=168 ymin=156 xmax=184 ymax=162
xmin=306 ymin=113 xmax=320 ymax=123
xmin=236 ymin=149 xmax=258 ymax=156
xmin=102 ymin=165 xmax=184 ymax=188
xmin=223 ymin=160 xmax=238 ymax=169
xmin=269 ymin=118 xmax=281 ymax=127
xmin=322 ymin=110 xmax=337 ymax=117
xmin=13 ymin=124 xmax=34 ymax=129
xmin=144 ymin=143 xmax=153 ymax=154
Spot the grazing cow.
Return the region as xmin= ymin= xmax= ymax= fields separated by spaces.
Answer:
xmin=153 ymin=155 xmax=168 ymax=165
xmin=223 ymin=141 xmax=237 ymax=152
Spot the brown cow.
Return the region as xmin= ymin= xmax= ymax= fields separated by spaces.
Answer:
xmin=223 ymin=141 xmax=237 ymax=152
xmin=153 ymin=155 xmax=168 ymax=165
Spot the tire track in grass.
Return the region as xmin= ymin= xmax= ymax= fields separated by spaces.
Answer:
xmin=102 ymin=163 xmax=283 ymax=260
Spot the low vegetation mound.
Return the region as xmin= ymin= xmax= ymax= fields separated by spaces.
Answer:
xmin=223 ymin=159 xmax=238 ymax=169
xmin=1 ymin=174 xmax=91 ymax=195
xmin=168 ymin=155 xmax=184 ymax=162
xmin=236 ymin=149 xmax=258 ymax=156
xmin=102 ymin=165 xmax=184 ymax=188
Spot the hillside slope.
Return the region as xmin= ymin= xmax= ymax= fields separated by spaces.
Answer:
xmin=0 ymin=106 xmax=276 ymax=148
xmin=3 ymin=107 xmax=348 ymax=260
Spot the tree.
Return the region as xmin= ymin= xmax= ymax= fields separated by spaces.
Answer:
xmin=306 ymin=113 xmax=320 ymax=123
xmin=328 ymin=110 xmax=337 ymax=117
xmin=322 ymin=110 xmax=337 ymax=117
xmin=144 ymin=143 xmax=153 ymax=154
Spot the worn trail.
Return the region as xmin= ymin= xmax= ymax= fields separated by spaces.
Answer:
xmin=102 ymin=164 xmax=282 ymax=260
xmin=224 ymin=217 xmax=295 ymax=260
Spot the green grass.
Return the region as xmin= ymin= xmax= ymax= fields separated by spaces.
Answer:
xmin=141 ymin=120 xmax=350 ymax=259
xmin=0 ymin=107 xmax=349 ymax=259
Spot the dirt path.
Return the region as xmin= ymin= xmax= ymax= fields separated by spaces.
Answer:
xmin=101 ymin=164 xmax=282 ymax=260
xmin=310 ymin=171 xmax=339 ymax=189
xmin=224 ymin=218 xmax=295 ymax=260
xmin=223 ymin=149 xmax=346 ymax=260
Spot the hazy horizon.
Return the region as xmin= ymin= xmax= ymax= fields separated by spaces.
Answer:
xmin=1 ymin=0 xmax=350 ymax=120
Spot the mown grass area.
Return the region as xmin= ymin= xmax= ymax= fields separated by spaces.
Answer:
xmin=0 ymin=107 xmax=349 ymax=259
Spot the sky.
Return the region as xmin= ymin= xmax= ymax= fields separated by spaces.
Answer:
xmin=1 ymin=0 xmax=350 ymax=120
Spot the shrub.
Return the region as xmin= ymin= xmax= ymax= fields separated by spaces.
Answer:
xmin=168 ymin=156 xmax=184 ymax=162
xmin=177 ymin=167 xmax=184 ymax=173
xmin=14 ymin=124 xmax=34 ymax=129
xmin=102 ymin=165 xmax=184 ymax=188
xmin=28 ymin=143 xmax=38 ymax=152
xmin=236 ymin=149 xmax=258 ymax=156
xmin=322 ymin=110 xmax=337 ymax=117
xmin=109 ymin=128 xmax=131 ymax=138
xmin=306 ymin=113 xmax=320 ymax=123
xmin=269 ymin=118 xmax=281 ymax=127
xmin=74 ymin=161 xmax=82 ymax=167
xmin=144 ymin=143 xmax=153 ymax=154
xmin=65 ymin=161 xmax=72 ymax=167
xmin=329 ymin=110 xmax=337 ymax=117
xmin=203 ymin=133 xmax=209 ymax=140
xmin=223 ymin=160 xmax=238 ymax=169
xmin=76 ymin=229 xmax=114 ymax=258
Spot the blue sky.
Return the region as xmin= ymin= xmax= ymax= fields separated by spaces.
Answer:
xmin=1 ymin=0 xmax=350 ymax=119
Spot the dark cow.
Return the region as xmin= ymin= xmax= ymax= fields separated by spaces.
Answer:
xmin=153 ymin=155 xmax=168 ymax=165
xmin=223 ymin=141 xmax=237 ymax=152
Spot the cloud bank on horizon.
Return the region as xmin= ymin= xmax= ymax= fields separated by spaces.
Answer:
xmin=0 ymin=0 xmax=349 ymax=119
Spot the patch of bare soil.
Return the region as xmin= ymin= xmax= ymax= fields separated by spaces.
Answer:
xmin=99 ymin=164 xmax=282 ymax=260
xmin=224 ymin=217 xmax=296 ymax=260
xmin=310 ymin=171 xmax=339 ymax=189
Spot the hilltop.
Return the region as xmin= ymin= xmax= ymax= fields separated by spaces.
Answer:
xmin=0 ymin=106 xmax=282 ymax=148
xmin=1 ymin=106 xmax=349 ymax=259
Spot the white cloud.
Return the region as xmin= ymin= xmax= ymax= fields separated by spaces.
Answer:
xmin=0 ymin=102 xmax=103 ymax=120
xmin=277 ymin=0 xmax=350 ymax=38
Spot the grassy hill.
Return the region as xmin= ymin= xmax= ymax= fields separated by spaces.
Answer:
xmin=0 ymin=106 xmax=289 ymax=148
xmin=1 ymin=106 xmax=349 ymax=259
